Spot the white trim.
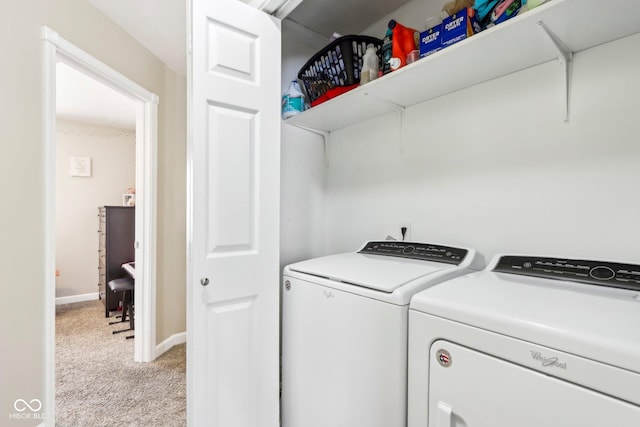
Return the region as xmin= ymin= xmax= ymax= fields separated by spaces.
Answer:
xmin=155 ymin=332 xmax=187 ymax=359
xmin=42 ymin=29 xmax=56 ymax=426
xmin=247 ymin=0 xmax=282 ymax=13
xmin=274 ymin=0 xmax=304 ymax=19
xmin=134 ymin=89 xmax=159 ymax=364
xmin=245 ymin=0 xmax=302 ymax=19
xmin=55 ymin=293 xmax=99 ymax=305
xmin=43 ymin=27 xmax=158 ymax=104
xmin=42 ymin=26 xmax=159 ymax=425
xmin=185 ymin=2 xmax=194 ymax=424
xmin=246 ymin=0 xmax=302 ymax=18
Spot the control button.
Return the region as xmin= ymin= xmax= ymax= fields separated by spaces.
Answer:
xmin=589 ymin=266 xmax=615 ymax=281
xmin=523 ymin=262 xmax=532 ymax=268
xmin=402 ymin=246 xmax=415 ymax=255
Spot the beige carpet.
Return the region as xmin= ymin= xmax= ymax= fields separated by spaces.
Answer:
xmin=55 ymin=300 xmax=186 ymax=426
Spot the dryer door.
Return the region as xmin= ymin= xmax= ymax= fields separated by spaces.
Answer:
xmin=428 ymin=340 xmax=640 ymax=426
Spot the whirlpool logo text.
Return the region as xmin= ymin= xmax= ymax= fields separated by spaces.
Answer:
xmin=530 ymin=351 xmax=567 ymax=370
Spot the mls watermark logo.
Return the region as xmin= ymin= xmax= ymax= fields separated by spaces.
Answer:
xmin=9 ymin=399 xmax=46 ymax=421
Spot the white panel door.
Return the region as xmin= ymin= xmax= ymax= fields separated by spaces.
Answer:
xmin=428 ymin=340 xmax=640 ymax=426
xmin=188 ymin=0 xmax=281 ymax=425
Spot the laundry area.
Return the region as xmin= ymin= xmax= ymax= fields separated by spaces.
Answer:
xmin=4 ymin=0 xmax=640 ymax=424
xmin=278 ymin=0 xmax=640 ymax=425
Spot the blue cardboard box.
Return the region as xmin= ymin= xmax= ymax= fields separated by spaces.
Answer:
xmin=419 ymin=24 xmax=443 ymax=57
xmin=442 ymin=8 xmax=482 ymax=47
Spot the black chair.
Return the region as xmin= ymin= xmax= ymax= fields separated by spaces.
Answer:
xmin=107 ymin=277 xmax=134 ymax=338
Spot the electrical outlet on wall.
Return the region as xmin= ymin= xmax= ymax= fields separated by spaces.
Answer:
xmin=399 ymin=221 xmax=411 ymax=241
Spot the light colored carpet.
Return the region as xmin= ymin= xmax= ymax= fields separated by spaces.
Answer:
xmin=55 ymin=300 xmax=186 ymax=426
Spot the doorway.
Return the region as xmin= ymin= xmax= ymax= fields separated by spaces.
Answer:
xmin=55 ymin=62 xmax=137 ymax=310
xmin=43 ymin=26 xmax=159 ymax=419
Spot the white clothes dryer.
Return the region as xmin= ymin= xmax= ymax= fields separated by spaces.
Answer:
xmin=282 ymin=241 xmax=482 ymax=427
xmin=408 ymin=254 xmax=640 ymax=427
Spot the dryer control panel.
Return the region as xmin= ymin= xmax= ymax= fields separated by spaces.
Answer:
xmin=358 ymin=241 xmax=467 ymax=265
xmin=494 ymin=256 xmax=640 ymax=291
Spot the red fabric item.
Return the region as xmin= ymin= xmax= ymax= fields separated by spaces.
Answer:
xmin=310 ymin=84 xmax=359 ymax=107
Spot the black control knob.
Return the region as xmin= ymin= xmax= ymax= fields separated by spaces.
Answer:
xmin=589 ymin=266 xmax=615 ymax=280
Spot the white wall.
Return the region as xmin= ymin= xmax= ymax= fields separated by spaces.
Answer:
xmin=55 ymin=120 xmax=135 ymax=298
xmin=280 ymin=18 xmax=329 ymax=268
xmin=280 ymin=125 xmax=326 ymax=268
xmin=281 ymin=19 xmax=328 ymax=93
xmin=320 ymin=32 xmax=640 ymax=264
xmin=363 ymin=0 xmax=444 ymax=38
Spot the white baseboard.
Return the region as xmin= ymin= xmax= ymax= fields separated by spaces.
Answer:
xmin=55 ymin=292 xmax=99 ymax=305
xmin=155 ymin=332 xmax=186 ymax=359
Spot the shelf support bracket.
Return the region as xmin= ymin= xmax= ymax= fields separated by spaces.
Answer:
xmin=290 ymin=124 xmax=331 ymax=167
xmin=364 ymin=92 xmax=407 ymax=152
xmin=537 ymin=21 xmax=573 ymax=123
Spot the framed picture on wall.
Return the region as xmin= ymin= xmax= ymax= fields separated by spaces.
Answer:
xmin=70 ymin=156 xmax=91 ymax=177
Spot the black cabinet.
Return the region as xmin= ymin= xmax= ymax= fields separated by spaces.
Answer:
xmin=97 ymin=206 xmax=135 ymax=317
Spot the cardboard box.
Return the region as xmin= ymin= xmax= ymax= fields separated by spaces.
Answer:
xmin=419 ymin=24 xmax=443 ymax=57
xmin=442 ymin=7 xmax=482 ymax=47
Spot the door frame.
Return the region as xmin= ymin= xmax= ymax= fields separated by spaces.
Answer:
xmin=43 ymin=26 xmax=159 ymax=421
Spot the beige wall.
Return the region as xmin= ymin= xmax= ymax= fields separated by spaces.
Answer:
xmin=0 ymin=1 xmax=186 ymax=422
xmin=156 ymin=66 xmax=187 ymax=344
xmin=55 ymin=120 xmax=136 ymax=298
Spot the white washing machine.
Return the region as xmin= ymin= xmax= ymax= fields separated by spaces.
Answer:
xmin=408 ymin=254 xmax=640 ymax=427
xmin=282 ymin=240 xmax=482 ymax=427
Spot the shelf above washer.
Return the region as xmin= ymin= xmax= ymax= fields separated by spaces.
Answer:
xmin=284 ymin=0 xmax=640 ymax=132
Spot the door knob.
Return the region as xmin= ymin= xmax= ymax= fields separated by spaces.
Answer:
xmin=200 ymin=277 xmax=209 ymax=286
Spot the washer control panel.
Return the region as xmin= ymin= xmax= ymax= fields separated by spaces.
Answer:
xmin=358 ymin=241 xmax=467 ymax=265
xmin=494 ymin=256 xmax=640 ymax=291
